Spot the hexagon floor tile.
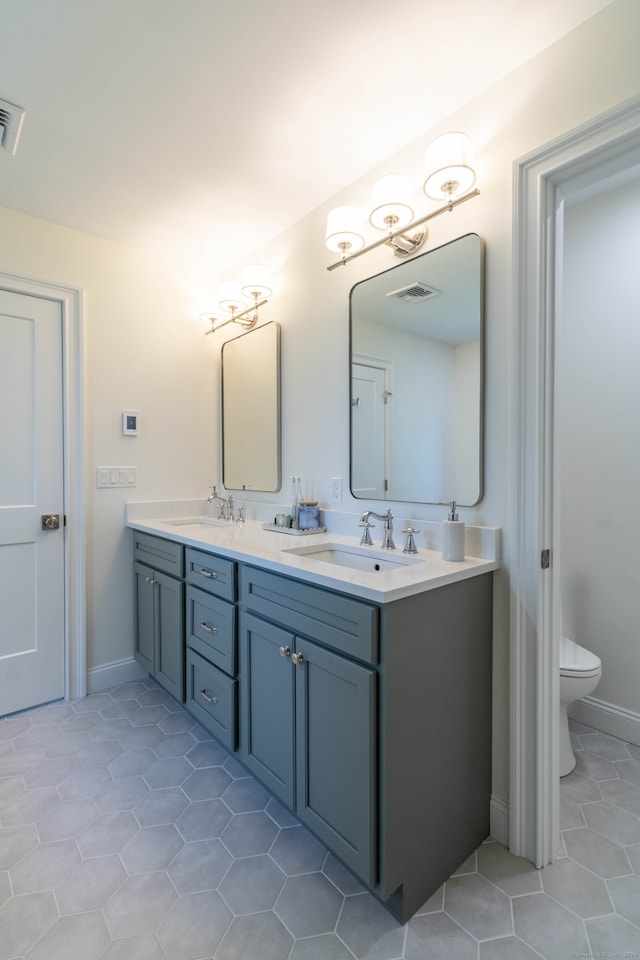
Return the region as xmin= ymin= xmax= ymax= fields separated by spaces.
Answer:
xmin=1 ymin=682 xmax=639 ymax=958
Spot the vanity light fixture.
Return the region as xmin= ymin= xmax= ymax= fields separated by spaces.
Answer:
xmin=201 ymin=264 xmax=273 ymax=335
xmin=325 ymin=131 xmax=479 ymax=271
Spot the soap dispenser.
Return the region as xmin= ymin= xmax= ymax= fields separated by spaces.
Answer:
xmin=442 ymin=501 xmax=465 ymax=562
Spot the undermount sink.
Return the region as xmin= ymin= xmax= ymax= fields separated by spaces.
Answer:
xmin=165 ymin=517 xmax=229 ymax=529
xmin=282 ymin=542 xmax=422 ymax=573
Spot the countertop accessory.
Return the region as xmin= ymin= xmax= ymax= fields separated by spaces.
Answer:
xmin=261 ymin=523 xmax=327 ymax=536
xmin=442 ymin=501 xmax=465 ymax=562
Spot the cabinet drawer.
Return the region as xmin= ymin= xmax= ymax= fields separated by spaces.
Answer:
xmin=186 ymin=585 xmax=236 ymax=675
xmin=186 ymin=547 xmax=236 ymax=602
xmin=186 ymin=649 xmax=237 ymax=751
xmin=133 ymin=531 xmax=184 ymax=578
xmin=239 ymin=566 xmax=378 ymax=665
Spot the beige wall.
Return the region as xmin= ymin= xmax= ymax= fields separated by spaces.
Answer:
xmin=1 ymin=0 xmax=639 ymax=811
xmin=0 ymin=211 xmax=215 ymax=673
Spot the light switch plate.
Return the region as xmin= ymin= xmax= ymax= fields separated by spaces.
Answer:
xmin=97 ymin=466 xmax=137 ymax=488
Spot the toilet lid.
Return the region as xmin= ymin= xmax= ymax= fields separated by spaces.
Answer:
xmin=560 ymin=635 xmax=602 ymax=677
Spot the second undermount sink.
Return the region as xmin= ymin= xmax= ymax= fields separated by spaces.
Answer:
xmin=165 ymin=517 xmax=229 ymax=529
xmin=282 ymin=542 xmax=422 ymax=573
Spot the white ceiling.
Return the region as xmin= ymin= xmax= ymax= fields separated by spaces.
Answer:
xmin=0 ymin=0 xmax=613 ymax=293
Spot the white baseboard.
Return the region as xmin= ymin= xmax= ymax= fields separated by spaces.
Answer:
xmin=86 ymin=657 xmax=148 ymax=694
xmin=569 ymin=695 xmax=640 ymax=748
xmin=490 ymin=794 xmax=510 ymax=848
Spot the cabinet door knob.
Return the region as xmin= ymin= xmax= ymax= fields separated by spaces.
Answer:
xmin=279 ymin=645 xmax=291 ymax=657
xmin=200 ymin=621 xmax=218 ymax=634
xmin=292 ymin=652 xmax=304 ymax=665
xmin=145 ymin=576 xmax=156 ymax=585
xmin=199 ymin=688 xmax=218 ymax=704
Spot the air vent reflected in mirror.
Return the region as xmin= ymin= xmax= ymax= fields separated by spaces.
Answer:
xmin=385 ymin=281 xmax=440 ymax=304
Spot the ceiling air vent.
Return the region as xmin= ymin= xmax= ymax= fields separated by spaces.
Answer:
xmin=0 ymin=99 xmax=26 ymax=156
xmin=385 ymin=280 xmax=440 ymax=304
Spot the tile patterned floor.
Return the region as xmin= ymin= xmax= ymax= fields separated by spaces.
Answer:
xmin=1 ymin=682 xmax=640 ymax=959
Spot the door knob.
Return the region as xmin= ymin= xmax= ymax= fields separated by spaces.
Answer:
xmin=41 ymin=514 xmax=60 ymax=530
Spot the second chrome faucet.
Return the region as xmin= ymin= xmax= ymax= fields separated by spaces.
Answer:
xmin=359 ymin=509 xmax=395 ymax=549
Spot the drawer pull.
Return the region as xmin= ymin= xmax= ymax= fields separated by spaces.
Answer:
xmin=199 ymin=569 xmax=218 ymax=580
xmin=200 ymin=688 xmax=218 ymax=704
xmin=200 ymin=621 xmax=218 ymax=635
xmin=292 ymin=652 xmax=305 ymax=665
xmin=279 ymin=645 xmax=291 ymax=658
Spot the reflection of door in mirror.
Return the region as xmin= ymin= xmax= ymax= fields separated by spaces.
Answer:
xmin=350 ymin=233 xmax=483 ymax=505
xmin=351 ymin=359 xmax=391 ymax=498
xmin=222 ymin=321 xmax=281 ymax=492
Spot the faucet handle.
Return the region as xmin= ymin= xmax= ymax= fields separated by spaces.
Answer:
xmin=359 ymin=520 xmax=374 ymax=546
xmin=402 ymin=526 xmax=419 ymax=554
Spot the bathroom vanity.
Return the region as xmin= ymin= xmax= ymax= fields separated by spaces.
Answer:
xmin=128 ymin=512 xmax=497 ymax=922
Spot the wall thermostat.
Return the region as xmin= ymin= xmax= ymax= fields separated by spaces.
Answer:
xmin=122 ymin=411 xmax=139 ymax=436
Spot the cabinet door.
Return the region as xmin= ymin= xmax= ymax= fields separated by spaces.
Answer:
xmin=133 ymin=561 xmax=155 ymax=673
xmin=295 ymin=636 xmax=377 ymax=886
xmin=239 ymin=612 xmax=295 ymax=808
xmin=155 ymin=569 xmax=185 ymax=702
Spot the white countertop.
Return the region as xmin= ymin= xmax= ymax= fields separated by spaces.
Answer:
xmin=126 ymin=503 xmax=500 ymax=603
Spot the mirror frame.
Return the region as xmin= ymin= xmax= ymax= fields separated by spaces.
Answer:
xmin=221 ymin=320 xmax=281 ymax=492
xmin=349 ymin=233 xmax=485 ymax=506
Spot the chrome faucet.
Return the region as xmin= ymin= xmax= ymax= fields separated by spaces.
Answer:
xmin=359 ymin=509 xmax=395 ymax=549
xmin=207 ymin=485 xmax=235 ymax=520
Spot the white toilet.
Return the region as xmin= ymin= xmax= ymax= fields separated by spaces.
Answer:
xmin=559 ymin=635 xmax=602 ymax=776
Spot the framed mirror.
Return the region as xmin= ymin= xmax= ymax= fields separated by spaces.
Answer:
xmin=350 ymin=233 xmax=484 ymax=505
xmin=222 ymin=321 xmax=281 ymax=492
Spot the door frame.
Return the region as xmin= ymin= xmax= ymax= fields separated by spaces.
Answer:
xmin=352 ymin=352 xmax=393 ymax=498
xmin=510 ymin=94 xmax=640 ymax=866
xmin=0 ymin=271 xmax=86 ymax=703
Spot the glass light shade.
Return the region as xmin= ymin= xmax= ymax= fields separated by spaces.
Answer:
xmin=423 ymin=131 xmax=476 ymax=200
xmin=218 ymin=281 xmax=249 ymax=314
xmin=240 ymin=264 xmax=272 ymax=300
xmin=369 ymin=174 xmax=414 ymax=231
xmin=325 ymin=206 xmax=365 ymax=254
xmin=198 ymin=297 xmax=218 ymax=323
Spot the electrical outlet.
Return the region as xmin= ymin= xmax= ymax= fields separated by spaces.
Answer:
xmin=330 ymin=477 xmax=343 ymax=503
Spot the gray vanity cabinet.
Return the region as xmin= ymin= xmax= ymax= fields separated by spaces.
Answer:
xmin=133 ymin=533 xmax=185 ymax=702
xmin=239 ymin=567 xmax=377 ymax=886
xmin=239 ymin=561 xmax=493 ymax=923
xmin=130 ymin=525 xmax=493 ymax=923
xmin=184 ymin=547 xmax=238 ymax=751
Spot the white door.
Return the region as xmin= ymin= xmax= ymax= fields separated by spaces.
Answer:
xmin=351 ymin=362 xmax=388 ymax=499
xmin=0 ymin=289 xmax=65 ymax=715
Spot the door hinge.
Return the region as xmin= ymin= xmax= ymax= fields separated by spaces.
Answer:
xmin=64 ymin=515 xmax=67 ymax=527
xmin=541 ymin=548 xmax=550 ymax=569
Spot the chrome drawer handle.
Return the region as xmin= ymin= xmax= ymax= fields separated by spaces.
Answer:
xmin=200 ymin=688 xmax=218 ymax=704
xmin=279 ymin=645 xmax=291 ymax=657
xmin=199 ymin=569 xmax=218 ymax=580
xmin=291 ymin=652 xmax=304 ymax=665
xmin=200 ymin=621 xmax=218 ymax=635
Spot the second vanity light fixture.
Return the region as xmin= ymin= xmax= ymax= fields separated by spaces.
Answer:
xmin=201 ymin=264 xmax=272 ymax=335
xmin=325 ymin=131 xmax=479 ymax=271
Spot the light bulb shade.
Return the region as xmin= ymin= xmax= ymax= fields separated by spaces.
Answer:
xmin=369 ymin=174 xmax=414 ymax=231
xmin=218 ymin=281 xmax=249 ymax=314
xmin=240 ymin=264 xmax=272 ymax=300
xmin=198 ymin=297 xmax=218 ymax=323
xmin=325 ymin=206 xmax=365 ymax=254
xmin=423 ymin=131 xmax=476 ymax=200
